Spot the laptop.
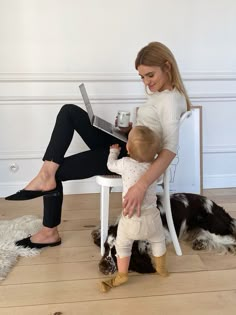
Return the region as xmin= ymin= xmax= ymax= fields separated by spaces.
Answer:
xmin=79 ymin=83 xmax=128 ymax=142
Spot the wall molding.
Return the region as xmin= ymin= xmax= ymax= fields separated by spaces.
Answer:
xmin=0 ymin=71 xmax=236 ymax=82
xmin=0 ymin=93 xmax=236 ymax=105
xmin=0 ymin=150 xmax=78 ymax=160
xmin=203 ymin=145 xmax=236 ymax=154
xmin=1 ymin=145 xmax=236 ymax=160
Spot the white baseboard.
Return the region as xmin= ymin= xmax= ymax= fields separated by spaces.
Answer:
xmin=1 ymin=174 xmax=235 ymax=198
xmin=203 ymin=174 xmax=236 ymax=189
xmin=0 ymin=178 xmax=122 ymax=198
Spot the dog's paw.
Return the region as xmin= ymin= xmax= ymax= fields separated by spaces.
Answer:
xmin=192 ymin=239 xmax=208 ymax=250
xmin=91 ymin=227 xmax=101 ymax=247
xmin=99 ymin=256 xmax=117 ymax=275
xmin=227 ymin=245 xmax=236 ymax=254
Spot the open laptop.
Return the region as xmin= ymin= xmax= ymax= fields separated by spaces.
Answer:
xmin=79 ymin=83 xmax=128 ymax=142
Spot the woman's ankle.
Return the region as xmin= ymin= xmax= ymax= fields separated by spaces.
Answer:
xmin=41 ymin=226 xmax=59 ymax=237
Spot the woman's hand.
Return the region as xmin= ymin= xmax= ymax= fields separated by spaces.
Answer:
xmin=115 ymin=117 xmax=133 ymax=134
xmin=118 ymin=122 xmax=133 ymax=134
xmin=122 ymin=181 xmax=147 ymax=218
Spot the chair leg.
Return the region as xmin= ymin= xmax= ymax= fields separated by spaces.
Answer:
xmin=163 ymin=169 xmax=182 ymax=256
xmin=100 ymin=185 xmax=110 ymax=256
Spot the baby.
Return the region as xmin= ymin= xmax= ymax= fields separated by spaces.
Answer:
xmin=100 ymin=125 xmax=168 ymax=292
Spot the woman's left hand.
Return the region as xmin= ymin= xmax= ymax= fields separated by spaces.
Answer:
xmin=122 ymin=181 xmax=146 ymax=218
xmin=115 ymin=117 xmax=133 ymax=134
xmin=118 ymin=122 xmax=133 ymax=135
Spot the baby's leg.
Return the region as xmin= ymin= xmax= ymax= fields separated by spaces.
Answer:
xmin=149 ymin=230 xmax=169 ymax=277
xmin=100 ymin=219 xmax=133 ymax=292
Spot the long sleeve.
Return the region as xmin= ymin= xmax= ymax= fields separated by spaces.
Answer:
xmin=107 ymin=148 xmax=124 ymax=175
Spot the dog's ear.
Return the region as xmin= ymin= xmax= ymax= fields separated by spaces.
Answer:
xmin=108 ymin=224 xmax=118 ymax=237
xmin=129 ymin=241 xmax=156 ymax=274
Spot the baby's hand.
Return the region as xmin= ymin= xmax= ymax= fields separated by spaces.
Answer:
xmin=110 ymin=144 xmax=120 ymax=150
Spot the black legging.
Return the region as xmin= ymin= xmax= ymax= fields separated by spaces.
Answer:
xmin=42 ymin=104 xmax=127 ymax=228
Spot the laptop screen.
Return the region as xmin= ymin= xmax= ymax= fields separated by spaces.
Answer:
xmin=79 ymin=83 xmax=94 ymax=123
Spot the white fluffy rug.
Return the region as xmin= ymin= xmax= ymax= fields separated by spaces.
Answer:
xmin=0 ymin=215 xmax=42 ymax=280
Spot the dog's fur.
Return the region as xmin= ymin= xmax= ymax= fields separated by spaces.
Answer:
xmin=91 ymin=193 xmax=236 ymax=275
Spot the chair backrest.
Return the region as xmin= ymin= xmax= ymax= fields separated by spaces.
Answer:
xmin=163 ymin=110 xmax=192 ymax=184
xmin=179 ymin=110 xmax=192 ymax=126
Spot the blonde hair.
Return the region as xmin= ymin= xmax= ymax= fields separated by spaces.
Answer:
xmin=128 ymin=126 xmax=160 ymax=163
xmin=135 ymin=42 xmax=191 ymax=110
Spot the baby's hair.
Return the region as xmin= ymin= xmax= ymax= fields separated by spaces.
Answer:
xmin=128 ymin=126 xmax=160 ymax=162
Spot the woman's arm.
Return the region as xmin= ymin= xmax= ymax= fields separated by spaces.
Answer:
xmin=123 ymin=149 xmax=176 ymax=217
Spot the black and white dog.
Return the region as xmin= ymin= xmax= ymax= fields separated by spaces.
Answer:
xmin=92 ymin=193 xmax=236 ymax=275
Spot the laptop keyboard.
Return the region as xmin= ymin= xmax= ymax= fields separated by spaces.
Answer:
xmin=95 ymin=117 xmax=113 ymax=132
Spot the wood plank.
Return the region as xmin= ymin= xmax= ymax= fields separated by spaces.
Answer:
xmin=17 ymin=246 xmax=101 ymax=265
xmin=0 ymin=290 xmax=236 ymax=315
xmin=1 ymin=270 xmax=236 ymax=307
xmin=16 ymin=244 xmax=213 ymax=266
xmin=200 ymin=254 xmax=236 ymax=270
xmin=3 ymin=254 xmax=206 ymax=285
xmin=0 ymin=191 xmax=121 ymax=212
xmin=56 ymin=230 xmax=97 ymax=247
xmin=0 ymin=207 xmax=121 ymax=221
xmin=58 ymin=217 xmax=119 ymax=231
xmin=204 ymin=188 xmax=236 ymax=197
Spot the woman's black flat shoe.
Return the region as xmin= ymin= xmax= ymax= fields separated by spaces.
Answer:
xmin=15 ymin=235 xmax=62 ymax=249
xmin=5 ymin=188 xmax=59 ymax=201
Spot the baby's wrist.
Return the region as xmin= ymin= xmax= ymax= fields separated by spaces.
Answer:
xmin=110 ymin=148 xmax=120 ymax=156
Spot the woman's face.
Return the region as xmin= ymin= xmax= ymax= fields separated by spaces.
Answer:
xmin=137 ymin=65 xmax=172 ymax=93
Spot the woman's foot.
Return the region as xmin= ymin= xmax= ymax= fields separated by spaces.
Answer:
xmin=5 ymin=161 xmax=60 ymax=201
xmin=15 ymin=227 xmax=61 ymax=249
xmin=25 ymin=160 xmax=60 ymax=191
xmin=5 ymin=174 xmax=59 ymax=200
xmin=30 ymin=227 xmax=60 ymax=244
xmin=24 ymin=173 xmax=57 ymax=192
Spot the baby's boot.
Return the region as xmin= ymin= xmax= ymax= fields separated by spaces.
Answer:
xmin=154 ymin=253 xmax=169 ymax=277
xmin=100 ymin=272 xmax=128 ymax=293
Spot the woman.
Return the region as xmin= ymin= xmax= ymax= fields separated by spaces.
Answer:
xmin=123 ymin=42 xmax=191 ymax=218
xmin=6 ymin=41 xmax=191 ymax=248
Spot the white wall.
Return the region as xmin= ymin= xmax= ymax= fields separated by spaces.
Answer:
xmin=0 ymin=0 xmax=236 ymax=196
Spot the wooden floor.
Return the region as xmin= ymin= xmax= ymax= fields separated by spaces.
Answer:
xmin=0 ymin=188 xmax=236 ymax=314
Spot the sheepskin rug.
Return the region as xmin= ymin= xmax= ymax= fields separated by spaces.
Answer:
xmin=0 ymin=215 xmax=42 ymax=280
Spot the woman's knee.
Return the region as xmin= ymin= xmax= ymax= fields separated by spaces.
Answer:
xmin=60 ymin=104 xmax=78 ymax=114
xmin=59 ymin=104 xmax=86 ymax=120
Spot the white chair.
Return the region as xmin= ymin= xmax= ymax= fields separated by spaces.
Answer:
xmin=96 ymin=111 xmax=192 ymax=256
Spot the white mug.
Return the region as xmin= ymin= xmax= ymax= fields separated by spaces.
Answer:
xmin=117 ymin=110 xmax=130 ymax=128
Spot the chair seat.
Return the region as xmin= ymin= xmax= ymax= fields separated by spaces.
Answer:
xmin=96 ymin=175 xmax=122 ymax=187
